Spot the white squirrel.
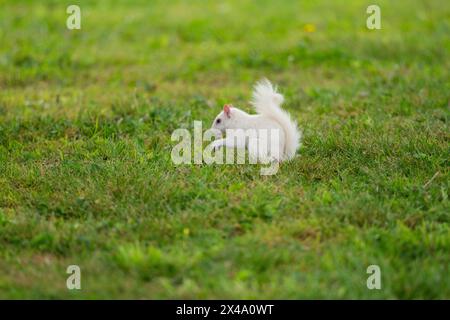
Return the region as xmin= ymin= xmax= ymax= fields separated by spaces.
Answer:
xmin=211 ymin=79 xmax=301 ymax=162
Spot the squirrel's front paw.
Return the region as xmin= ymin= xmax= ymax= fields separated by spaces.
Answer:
xmin=211 ymin=140 xmax=224 ymax=152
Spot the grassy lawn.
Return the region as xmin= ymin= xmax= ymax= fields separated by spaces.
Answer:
xmin=0 ymin=0 xmax=449 ymax=299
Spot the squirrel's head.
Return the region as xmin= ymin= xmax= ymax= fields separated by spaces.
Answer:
xmin=211 ymin=104 xmax=234 ymax=133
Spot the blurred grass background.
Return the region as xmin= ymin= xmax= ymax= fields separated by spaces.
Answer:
xmin=0 ymin=0 xmax=449 ymax=298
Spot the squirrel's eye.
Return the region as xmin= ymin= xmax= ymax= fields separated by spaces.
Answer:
xmin=216 ymin=119 xmax=221 ymax=124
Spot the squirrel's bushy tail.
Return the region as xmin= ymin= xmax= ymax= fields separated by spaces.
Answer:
xmin=251 ymin=79 xmax=301 ymax=160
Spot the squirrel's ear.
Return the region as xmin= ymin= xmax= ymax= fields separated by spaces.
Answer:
xmin=223 ymin=104 xmax=231 ymax=118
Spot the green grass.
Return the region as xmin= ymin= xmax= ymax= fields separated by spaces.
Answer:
xmin=0 ymin=0 xmax=449 ymax=299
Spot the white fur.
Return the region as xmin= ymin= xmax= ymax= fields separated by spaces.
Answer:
xmin=211 ymin=79 xmax=301 ymax=161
